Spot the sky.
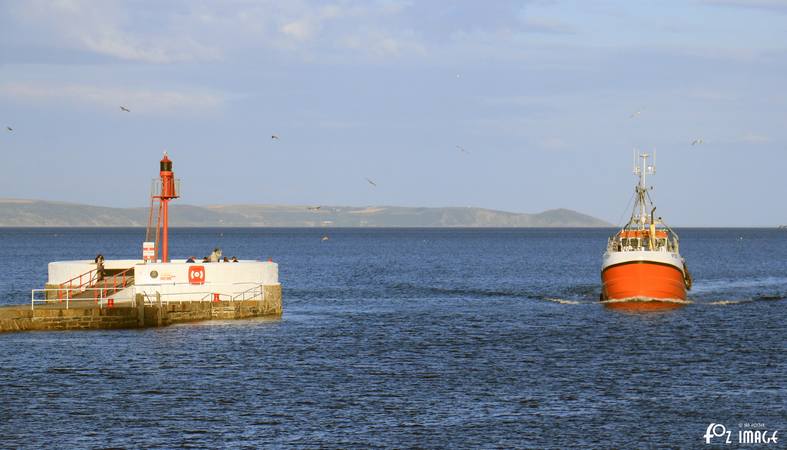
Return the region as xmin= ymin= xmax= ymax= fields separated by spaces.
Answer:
xmin=1 ymin=0 xmax=786 ymax=226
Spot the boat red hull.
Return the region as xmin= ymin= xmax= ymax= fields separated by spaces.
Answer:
xmin=601 ymin=261 xmax=687 ymax=311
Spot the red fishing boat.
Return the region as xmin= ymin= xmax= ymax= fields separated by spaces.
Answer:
xmin=601 ymin=151 xmax=692 ymax=311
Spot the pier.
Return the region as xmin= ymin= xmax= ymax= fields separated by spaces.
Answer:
xmin=1 ymin=153 xmax=283 ymax=333
xmin=0 ymin=286 xmax=282 ymax=333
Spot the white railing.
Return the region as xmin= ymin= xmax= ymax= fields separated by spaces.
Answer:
xmin=199 ymin=292 xmax=233 ymax=302
xmin=31 ymin=283 xmax=268 ymax=310
xmin=30 ymin=287 xmax=136 ymax=311
xmin=232 ymin=284 xmax=265 ymax=302
xmin=140 ymin=284 xmax=266 ymax=305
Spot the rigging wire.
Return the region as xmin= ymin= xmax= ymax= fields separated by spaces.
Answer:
xmin=616 ymin=191 xmax=636 ymax=228
xmin=645 ymin=188 xmax=656 ymax=210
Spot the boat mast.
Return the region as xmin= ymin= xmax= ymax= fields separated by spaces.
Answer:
xmin=632 ymin=150 xmax=655 ymax=230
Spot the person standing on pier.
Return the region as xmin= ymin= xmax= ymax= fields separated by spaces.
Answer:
xmin=209 ymin=248 xmax=222 ymax=262
xmin=94 ymin=254 xmax=105 ymax=282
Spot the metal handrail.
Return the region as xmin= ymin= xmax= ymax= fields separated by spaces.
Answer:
xmin=142 ymin=285 xmax=266 ymax=305
xmin=58 ymin=268 xmax=98 ymax=300
xmin=32 ymin=283 xmax=269 ymax=310
xmin=232 ymin=284 xmax=265 ymax=302
xmin=101 ymin=267 xmax=135 ymax=297
xmin=59 ymin=268 xmax=97 ymax=288
xmin=56 ymin=266 xmax=135 ymax=302
xmin=31 ymin=286 xmax=136 ymax=311
xmin=200 ymin=292 xmax=233 ymax=302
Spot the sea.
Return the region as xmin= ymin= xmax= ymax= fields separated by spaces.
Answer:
xmin=0 ymin=227 xmax=784 ymax=448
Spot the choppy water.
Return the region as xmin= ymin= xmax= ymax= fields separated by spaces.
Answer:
xmin=0 ymin=228 xmax=784 ymax=448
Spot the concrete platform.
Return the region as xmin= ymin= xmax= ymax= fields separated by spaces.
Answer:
xmin=0 ymin=284 xmax=281 ymax=333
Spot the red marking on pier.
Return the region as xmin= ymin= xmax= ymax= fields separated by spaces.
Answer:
xmin=188 ymin=266 xmax=205 ymax=285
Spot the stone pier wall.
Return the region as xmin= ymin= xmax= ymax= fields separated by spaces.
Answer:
xmin=0 ymin=284 xmax=282 ymax=333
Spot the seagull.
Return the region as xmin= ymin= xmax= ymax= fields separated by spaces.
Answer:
xmin=321 ymin=236 xmax=329 ymax=241
xmin=365 ymin=177 xmax=377 ymax=187
xmin=271 ymin=134 xmax=280 ymax=140
xmin=119 ymin=106 xmax=130 ymax=112
xmin=691 ymin=138 xmax=704 ymax=146
xmin=629 ymin=110 xmax=642 ymax=118
xmin=307 ymin=206 xmax=321 ymax=211
xmin=5 ymin=126 xmax=12 ymax=132
xmin=456 ymin=145 xmax=469 ymax=154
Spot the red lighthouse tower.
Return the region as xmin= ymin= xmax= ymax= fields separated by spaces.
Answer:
xmin=144 ymin=153 xmax=179 ymax=263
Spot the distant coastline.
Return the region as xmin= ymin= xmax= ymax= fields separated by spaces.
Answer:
xmin=0 ymin=199 xmax=611 ymax=228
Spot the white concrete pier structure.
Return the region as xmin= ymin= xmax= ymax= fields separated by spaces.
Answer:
xmin=133 ymin=260 xmax=279 ymax=301
xmin=45 ymin=259 xmax=279 ymax=304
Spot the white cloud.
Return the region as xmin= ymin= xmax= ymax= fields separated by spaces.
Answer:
xmin=4 ymin=0 xmax=429 ymax=64
xmin=541 ymin=137 xmax=569 ymax=151
xmin=519 ymin=17 xmax=576 ymax=35
xmin=9 ymin=0 xmax=221 ymax=63
xmin=0 ymin=82 xmax=225 ymax=115
xmin=281 ymin=20 xmax=315 ymax=41
xmin=277 ymin=4 xmax=348 ymax=43
xmin=686 ymin=89 xmax=739 ymax=102
xmin=270 ymin=3 xmax=426 ymax=58
xmin=741 ymin=132 xmax=771 ymax=143
xmin=339 ymin=29 xmax=426 ymax=57
xmin=702 ymin=0 xmax=787 ymax=13
xmin=78 ymin=33 xmax=220 ymax=64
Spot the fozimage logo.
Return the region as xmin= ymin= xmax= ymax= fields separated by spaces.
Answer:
xmin=704 ymin=423 xmax=779 ymax=445
xmin=705 ymin=423 xmax=732 ymax=444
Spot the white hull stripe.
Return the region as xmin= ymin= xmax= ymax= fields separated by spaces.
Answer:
xmin=601 ymin=250 xmax=684 ymax=273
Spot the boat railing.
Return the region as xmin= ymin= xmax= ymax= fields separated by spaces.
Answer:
xmin=608 ymin=231 xmax=679 ymax=253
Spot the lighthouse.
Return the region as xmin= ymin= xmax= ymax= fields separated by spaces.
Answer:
xmin=156 ymin=153 xmax=178 ymax=263
xmin=144 ymin=153 xmax=180 ymax=263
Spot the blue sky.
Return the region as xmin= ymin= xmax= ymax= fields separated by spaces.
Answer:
xmin=1 ymin=0 xmax=786 ymax=226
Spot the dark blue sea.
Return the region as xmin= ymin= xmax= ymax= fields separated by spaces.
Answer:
xmin=0 ymin=228 xmax=784 ymax=448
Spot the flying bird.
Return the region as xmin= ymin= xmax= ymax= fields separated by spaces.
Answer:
xmin=271 ymin=134 xmax=280 ymax=140
xmin=307 ymin=206 xmax=321 ymax=211
xmin=119 ymin=106 xmax=130 ymax=112
xmin=5 ymin=126 xmax=12 ymax=132
xmin=629 ymin=110 xmax=642 ymax=118
xmin=321 ymin=236 xmax=330 ymax=241
xmin=365 ymin=178 xmax=377 ymax=187
xmin=456 ymin=145 xmax=469 ymax=154
xmin=691 ymin=138 xmax=704 ymax=146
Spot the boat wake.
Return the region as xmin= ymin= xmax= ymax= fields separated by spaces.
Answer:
xmin=688 ymin=277 xmax=787 ymax=305
xmin=707 ymin=295 xmax=785 ymax=306
xmin=690 ymin=276 xmax=787 ymax=293
xmin=708 ymin=299 xmax=750 ymax=305
xmin=541 ymin=297 xmax=581 ymax=305
xmin=387 ymin=283 xmax=593 ymax=304
xmin=386 ymin=283 xmax=538 ymax=299
xmin=600 ymin=297 xmax=693 ymax=305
